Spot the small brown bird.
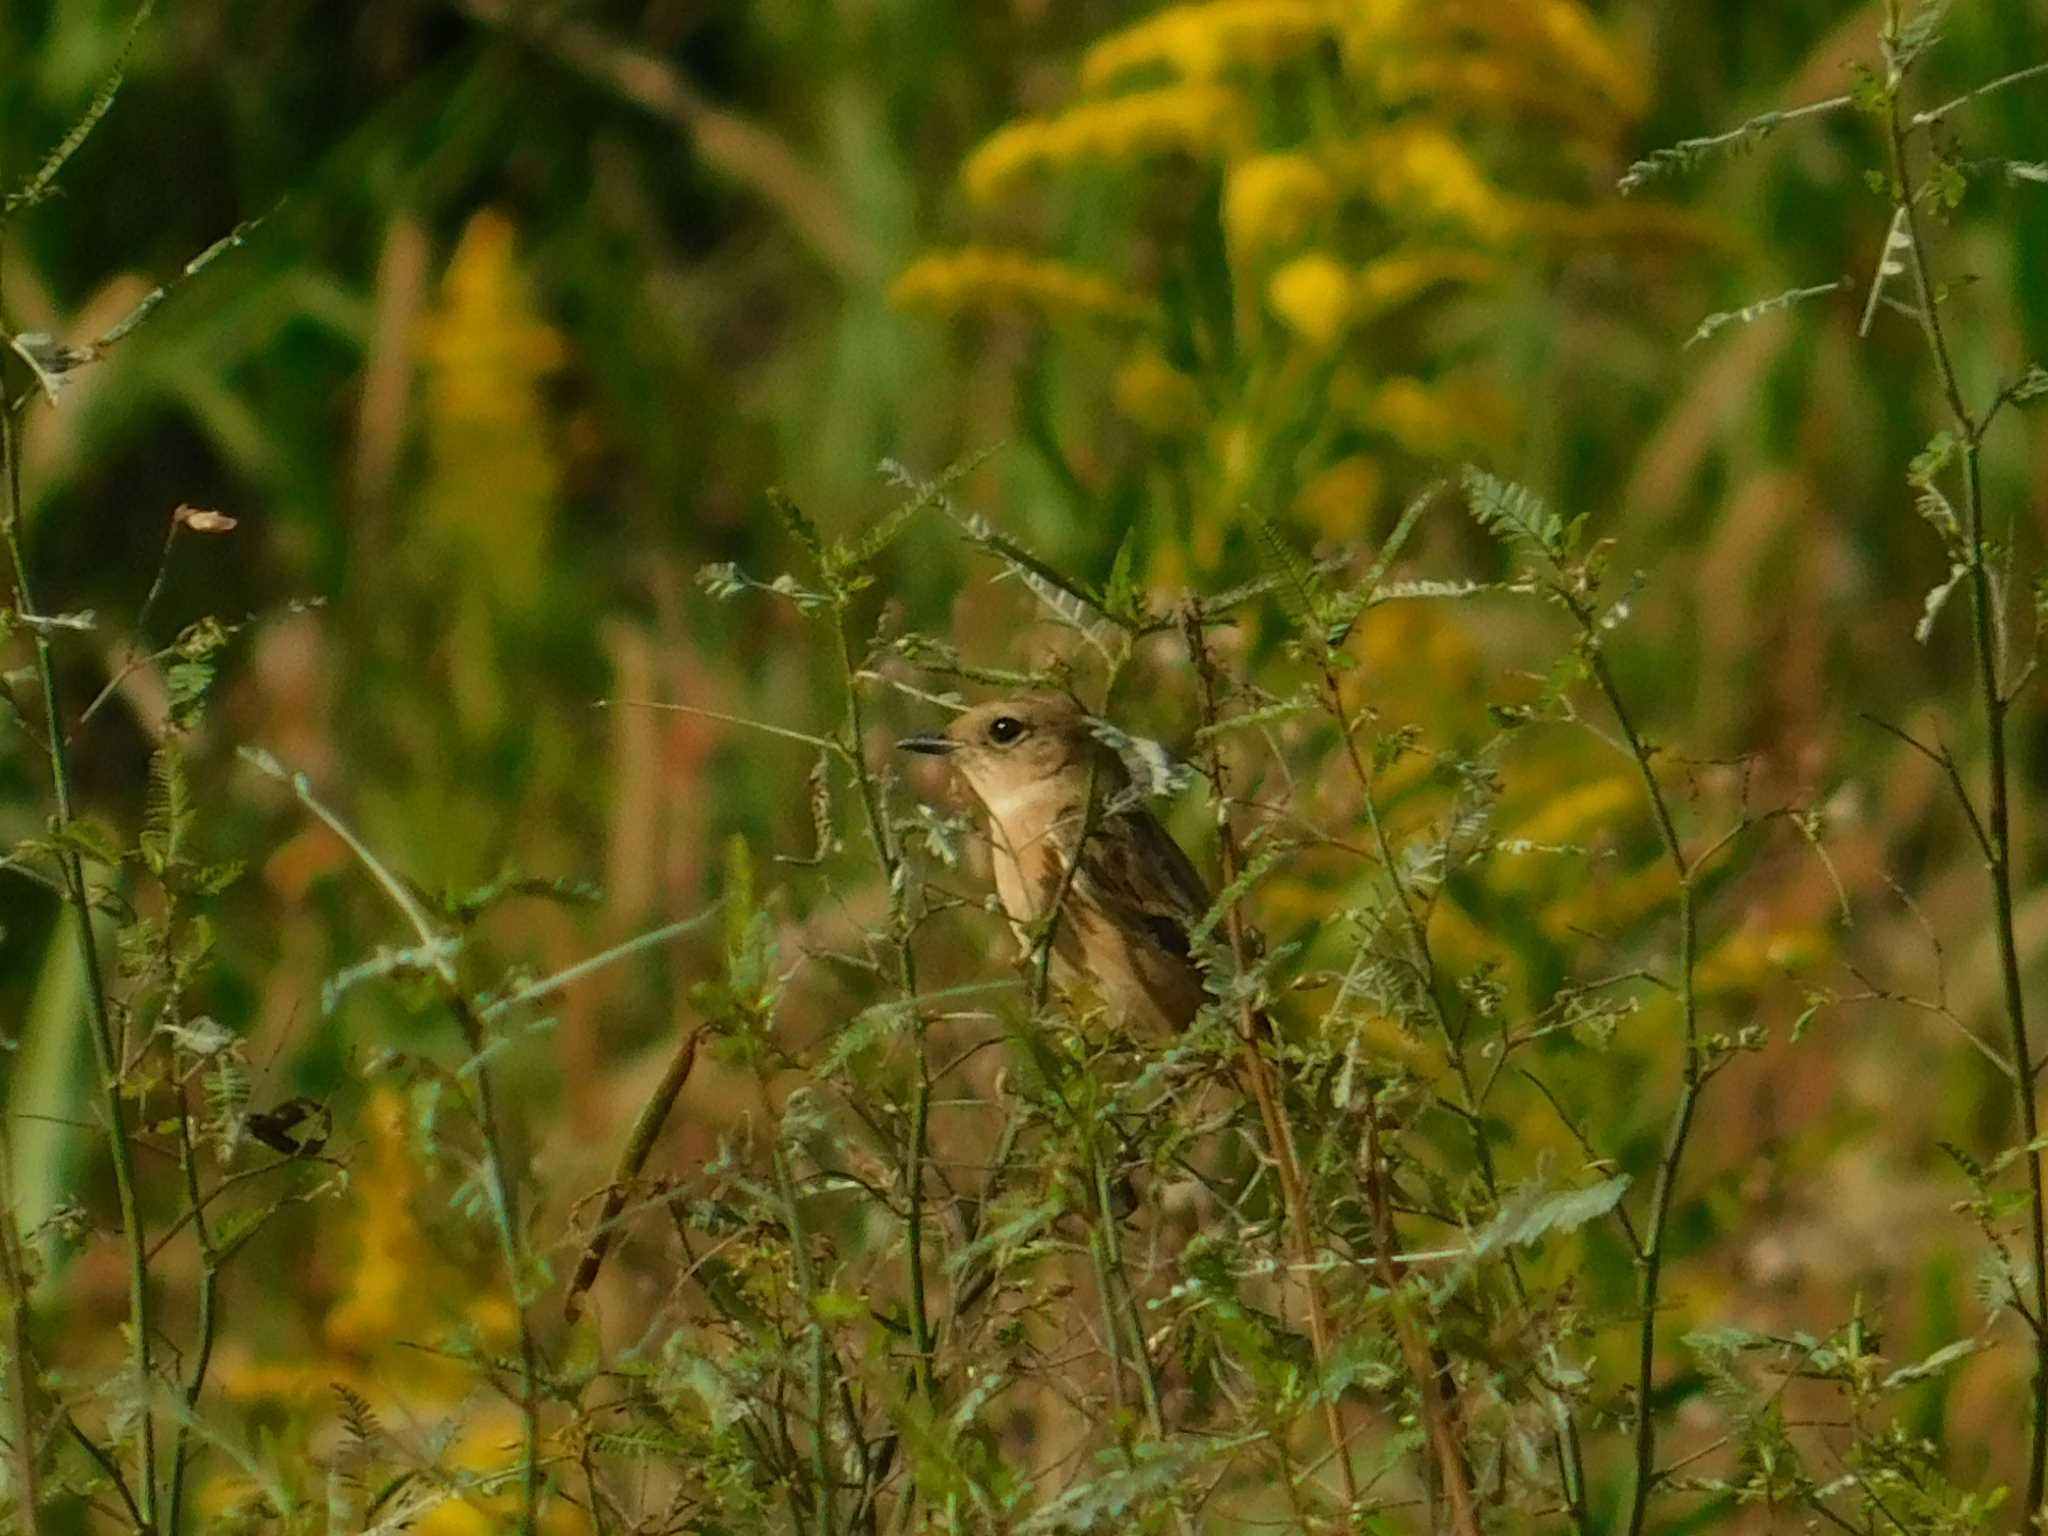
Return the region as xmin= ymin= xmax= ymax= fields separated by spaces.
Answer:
xmin=898 ymin=697 xmax=1212 ymax=1033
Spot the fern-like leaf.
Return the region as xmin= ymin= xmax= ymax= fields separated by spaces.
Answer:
xmin=1461 ymin=466 xmax=1577 ymax=561
xmin=1248 ymin=508 xmax=1324 ymax=639
xmin=140 ymin=747 xmax=192 ymax=877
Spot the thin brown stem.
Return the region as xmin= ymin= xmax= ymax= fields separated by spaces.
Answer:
xmin=1365 ymin=1091 xmax=1483 ymax=1536
xmin=1315 ymin=657 xmax=1581 ymax=1525
xmin=1182 ymin=607 xmax=1366 ymax=1514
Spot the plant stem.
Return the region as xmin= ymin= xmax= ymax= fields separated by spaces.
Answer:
xmin=0 ymin=395 xmax=157 ymax=1530
xmin=255 ymin=760 xmax=543 ymax=1534
xmin=762 ymin=1080 xmax=836 ymax=1536
xmin=166 ymin=1055 xmax=219 ymax=1536
xmin=452 ymin=997 xmax=543 ymax=1536
xmin=1182 ymin=609 xmax=1365 ymax=1513
xmin=1365 ymin=1091 xmax=1483 ymax=1536
xmin=828 ymin=607 xmax=935 ymax=1406
xmin=0 ymin=1130 xmax=45 ymax=1536
xmin=1567 ymin=628 xmax=1699 ymax=1536
xmin=1317 ymin=661 xmax=1586 ymax=1522
xmin=1883 ymin=69 xmax=2048 ymax=1524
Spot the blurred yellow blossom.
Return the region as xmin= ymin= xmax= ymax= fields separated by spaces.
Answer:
xmin=1296 ymin=455 xmax=1381 ymax=540
xmin=892 ymin=246 xmax=1144 ymax=320
xmin=962 ymin=84 xmax=1249 ymax=203
xmin=1697 ymin=927 xmax=1826 ymax=996
xmin=415 ymin=1413 xmax=593 ymax=1536
xmin=1081 ymin=1 xmax=1335 ymax=90
xmin=1521 ymin=0 xmax=1645 ymax=117
xmin=417 ymin=209 xmax=564 ymax=614
xmin=1361 ymin=374 xmax=1509 ymax=455
xmin=902 ymin=0 xmax=1648 ymax=563
xmin=1511 ymin=776 xmax=1637 ymax=847
xmin=1332 ymin=126 xmax=1519 ymax=240
xmin=1375 ymin=54 xmax=1622 ymax=136
xmin=1354 ymin=248 xmax=1499 ymax=319
xmin=1268 ymin=252 xmax=1355 ymax=346
xmin=1336 ymin=0 xmax=1642 ymax=120
xmin=1224 ymin=153 xmax=1333 ymax=252
xmin=1115 ymin=349 xmax=1207 ymax=435
xmin=323 ymin=1086 xmax=430 ymax=1355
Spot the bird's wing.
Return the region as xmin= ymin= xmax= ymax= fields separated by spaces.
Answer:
xmin=1074 ymin=807 xmax=1212 ymax=960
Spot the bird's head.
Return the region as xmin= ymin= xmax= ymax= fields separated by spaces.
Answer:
xmin=897 ymin=696 xmax=1124 ymax=821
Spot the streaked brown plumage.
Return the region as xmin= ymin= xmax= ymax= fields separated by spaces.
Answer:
xmin=899 ymin=697 xmax=1210 ymax=1034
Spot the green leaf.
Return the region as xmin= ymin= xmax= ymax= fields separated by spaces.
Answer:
xmin=1892 ymin=0 xmax=1951 ymax=68
xmin=140 ymin=747 xmax=192 ymax=876
xmin=1248 ymin=507 xmax=1323 ymax=638
xmin=1461 ymin=466 xmax=1577 ymax=561
xmin=2007 ymin=363 xmax=2048 ymax=404
xmin=1327 ymin=479 xmax=1441 ymax=645
xmin=959 ymin=515 xmax=1120 ymax=640
xmin=1684 ymin=279 xmax=1850 ymax=351
xmin=166 ymin=659 xmax=216 ymax=729
xmin=815 ymin=1000 xmax=914 ymax=1078
xmin=766 ymin=488 xmax=824 ymax=567
xmin=1467 ymin=1173 xmax=1631 ymax=1262
xmin=1915 ymin=561 xmax=1969 ymax=643
xmin=449 ymin=868 xmax=604 ymax=922
xmin=5 ymin=0 xmax=154 ymax=213
xmin=1102 ymin=526 xmax=1142 ymax=624
xmin=54 ymin=817 xmax=122 ymax=868
xmin=1882 ymin=1336 xmax=1982 ymax=1390
xmin=843 ymin=449 xmax=1000 ymax=572
xmin=1017 ymin=1437 xmax=1255 ymax=1534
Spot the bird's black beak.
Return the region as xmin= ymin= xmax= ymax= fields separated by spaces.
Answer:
xmin=897 ymin=734 xmax=958 ymax=756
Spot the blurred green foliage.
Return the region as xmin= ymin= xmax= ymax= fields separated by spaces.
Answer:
xmin=5 ymin=0 xmax=2048 ymax=1530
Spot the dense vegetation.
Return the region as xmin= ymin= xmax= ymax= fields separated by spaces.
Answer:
xmin=5 ymin=2 xmax=2048 ymax=1532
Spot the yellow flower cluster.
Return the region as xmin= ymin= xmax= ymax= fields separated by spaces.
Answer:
xmin=891 ymin=246 xmax=1144 ymax=320
xmin=1363 ymin=374 xmax=1506 ymax=455
xmin=962 ymin=83 xmax=1249 ymax=203
xmin=1266 ymin=247 xmax=1498 ymax=346
xmin=1224 ymin=153 xmax=1334 ymax=252
xmin=1356 ymin=247 xmax=1499 ymax=314
xmin=1080 ymin=0 xmax=1336 ymax=90
xmin=1296 ymin=454 xmax=1382 ymax=540
xmin=1267 ymin=252 xmax=1355 ymax=346
xmin=1336 ymin=0 xmax=1643 ymax=121
xmin=1114 ymin=349 xmax=1208 ymax=435
xmin=1330 ymin=126 xmax=1519 ymax=240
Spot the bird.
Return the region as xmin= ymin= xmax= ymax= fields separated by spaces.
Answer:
xmin=898 ymin=696 xmax=1212 ymax=1034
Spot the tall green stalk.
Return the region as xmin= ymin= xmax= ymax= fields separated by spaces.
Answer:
xmin=1881 ymin=39 xmax=2048 ymax=1520
xmin=1 ymin=388 xmax=157 ymax=1530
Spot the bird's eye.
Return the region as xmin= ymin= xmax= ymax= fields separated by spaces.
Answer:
xmin=986 ymin=715 xmax=1025 ymax=745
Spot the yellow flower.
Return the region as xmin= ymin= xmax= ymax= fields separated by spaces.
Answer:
xmin=324 ymin=1087 xmax=430 ymax=1356
xmin=1114 ymin=350 xmax=1207 ymax=435
xmin=962 ymin=84 xmax=1248 ymax=203
xmin=891 ymin=247 xmax=1141 ymax=320
xmin=1295 ymin=455 xmax=1381 ymax=540
xmin=1353 ymin=248 xmax=1499 ymax=319
xmin=1510 ymin=776 xmax=1637 ymax=847
xmin=1333 ymin=126 xmax=1519 ymax=240
xmin=1082 ymin=1 xmax=1335 ymax=90
xmin=1361 ymin=375 xmax=1509 ymax=455
xmin=1267 ymin=252 xmax=1355 ymax=346
xmin=1524 ymin=0 xmax=1645 ymax=118
xmin=415 ymin=1415 xmax=595 ymax=1536
xmin=1224 ymin=153 xmax=1333 ymax=252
